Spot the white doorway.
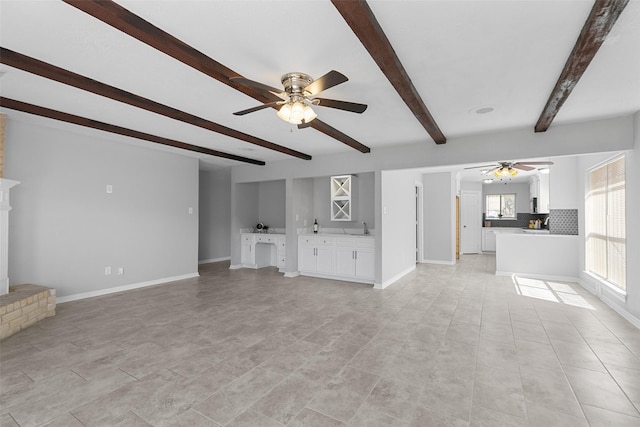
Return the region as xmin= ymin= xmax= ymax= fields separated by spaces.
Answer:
xmin=415 ymin=183 xmax=424 ymax=263
xmin=460 ymin=190 xmax=481 ymax=254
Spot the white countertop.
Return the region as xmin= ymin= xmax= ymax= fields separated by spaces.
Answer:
xmin=300 ymin=233 xmax=374 ymax=238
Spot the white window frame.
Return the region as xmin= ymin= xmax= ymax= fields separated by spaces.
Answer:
xmin=485 ymin=193 xmax=516 ymax=220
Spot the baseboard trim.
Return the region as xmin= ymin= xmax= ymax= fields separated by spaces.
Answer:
xmin=374 ymin=265 xmax=416 ymax=290
xmin=228 ymin=264 xmax=243 ymax=270
xmin=284 ymin=271 xmax=300 ymax=278
xmin=198 ymin=256 xmax=230 ymax=264
xmin=578 ymin=273 xmax=640 ymax=329
xmin=421 ymin=259 xmax=456 ymax=265
xmin=57 ymin=272 xmax=200 ymax=303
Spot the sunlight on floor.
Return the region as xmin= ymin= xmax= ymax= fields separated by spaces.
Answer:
xmin=512 ymin=276 xmax=595 ymax=310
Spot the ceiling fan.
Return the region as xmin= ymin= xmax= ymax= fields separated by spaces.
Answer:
xmin=465 ymin=161 xmax=554 ymax=178
xmin=230 ymin=70 xmax=367 ymax=127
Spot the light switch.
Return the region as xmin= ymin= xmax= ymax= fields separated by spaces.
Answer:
xmin=188 ymin=207 xmax=193 ymax=214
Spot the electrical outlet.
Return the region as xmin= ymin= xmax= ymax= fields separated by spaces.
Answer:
xmin=188 ymin=207 xmax=193 ymax=214
xmin=105 ymin=266 xmax=111 ymax=275
xmin=106 ymin=185 xmax=113 ymax=194
xmin=117 ymin=267 xmax=124 ymax=275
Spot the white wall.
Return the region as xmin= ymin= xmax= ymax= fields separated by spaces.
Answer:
xmin=5 ymin=117 xmax=199 ymax=299
xmin=288 ymin=178 xmax=314 ymax=274
xmin=229 ymin=181 xmax=259 ymax=266
xmin=550 ymin=156 xmax=579 ymax=209
xmin=378 ymin=169 xmax=419 ymax=288
xmin=258 ymin=180 xmax=285 ymax=229
xmin=423 ymin=172 xmax=456 ymax=264
xmin=312 ymin=172 xmax=375 ymax=230
xmin=199 ymin=169 xmax=231 ymax=262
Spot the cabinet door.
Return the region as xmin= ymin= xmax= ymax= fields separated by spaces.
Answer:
xmin=241 ymin=242 xmax=254 ymax=265
xmin=484 ymin=230 xmax=496 ymax=252
xmin=355 ymin=248 xmax=375 ymax=280
xmin=335 ymin=247 xmax=356 ymax=277
xmin=299 ymin=244 xmax=317 ymax=272
xmin=316 ymin=246 xmax=336 ymax=274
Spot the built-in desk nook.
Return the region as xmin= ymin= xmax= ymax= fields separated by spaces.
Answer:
xmin=240 ymin=233 xmax=286 ymax=271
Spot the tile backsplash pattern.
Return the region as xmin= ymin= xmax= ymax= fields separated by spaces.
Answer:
xmin=549 ymin=209 xmax=578 ymax=235
xmin=483 ymin=213 xmax=547 ymax=228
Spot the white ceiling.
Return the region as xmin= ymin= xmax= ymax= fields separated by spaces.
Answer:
xmin=1 ymin=0 xmax=639 ymax=169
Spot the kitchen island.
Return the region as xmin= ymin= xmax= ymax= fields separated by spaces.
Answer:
xmin=495 ymin=232 xmax=579 ymax=281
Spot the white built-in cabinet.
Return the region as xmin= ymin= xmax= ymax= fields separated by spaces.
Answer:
xmin=299 ymin=236 xmax=336 ymax=274
xmin=330 ymin=175 xmax=355 ymax=221
xmin=298 ymin=234 xmax=375 ymax=284
xmin=529 ymin=174 xmax=550 ymax=214
xmin=240 ymin=233 xmax=285 ymax=270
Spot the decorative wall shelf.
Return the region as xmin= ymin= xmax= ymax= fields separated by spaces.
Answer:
xmin=330 ymin=175 xmax=355 ymax=221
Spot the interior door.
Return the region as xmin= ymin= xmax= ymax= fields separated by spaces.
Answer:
xmin=460 ymin=190 xmax=481 ymax=254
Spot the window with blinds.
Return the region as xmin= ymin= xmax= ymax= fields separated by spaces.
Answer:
xmin=586 ymin=156 xmax=626 ymax=292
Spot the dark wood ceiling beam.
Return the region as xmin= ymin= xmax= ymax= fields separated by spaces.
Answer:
xmin=535 ymin=0 xmax=629 ymax=132
xmin=62 ymin=0 xmax=371 ymax=153
xmin=0 ymin=97 xmax=265 ymax=165
xmin=0 ymin=47 xmax=311 ymax=161
xmin=331 ymin=0 xmax=446 ymax=145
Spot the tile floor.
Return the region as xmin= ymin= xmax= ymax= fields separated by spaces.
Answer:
xmin=1 ymin=255 xmax=639 ymax=426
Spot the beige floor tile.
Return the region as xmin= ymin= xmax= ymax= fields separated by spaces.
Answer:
xmin=365 ymin=377 xmax=421 ymax=421
xmin=582 ymin=404 xmax=640 ymax=427
xmin=1 ymin=257 xmax=639 ymax=426
xmin=250 ymin=368 xmax=331 ymax=425
xmin=564 ymin=365 xmax=639 ymax=417
xmin=289 ymin=408 xmax=345 ymax=426
xmin=472 ymin=364 xmax=527 ymax=419
xmin=519 ymin=365 xmax=582 ymax=417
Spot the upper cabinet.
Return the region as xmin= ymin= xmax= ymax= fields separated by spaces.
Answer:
xmin=529 ymin=173 xmax=550 ymax=214
xmin=330 ymin=175 xmax=356 ymax=221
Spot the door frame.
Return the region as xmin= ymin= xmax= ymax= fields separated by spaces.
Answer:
xmin=415 ymin=182 xmax=424 ymax=263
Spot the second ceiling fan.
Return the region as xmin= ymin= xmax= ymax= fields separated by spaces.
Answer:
xmin=466 ymin=161 xmax=554 ymax=178
xmin=231 ymin=70 xmax=367 ymax=127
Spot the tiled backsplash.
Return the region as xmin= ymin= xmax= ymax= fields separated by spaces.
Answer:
xmin=549 ymin=209 xmax=578 ymax=235
xmin=483 ymin=213 xmax=547 ymax=228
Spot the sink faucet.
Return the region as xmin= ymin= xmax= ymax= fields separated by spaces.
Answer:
xmin=544 ymin=216 xmax=550 ymax=227
xmin=363 ymin=221 xmax=370 ymax=235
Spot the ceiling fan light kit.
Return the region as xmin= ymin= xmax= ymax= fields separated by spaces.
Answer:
xmin=231 ymin=70 xmax=367 ymax=126
xmin=494 ymin=166 xmax=518 ymax=178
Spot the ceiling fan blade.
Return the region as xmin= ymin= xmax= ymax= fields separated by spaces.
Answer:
xmin=464 ymin=164 xmax=496 ymax=170
xmin=513 ymin=164 xmax=535 ymax=171
xmin=303 ymin=70 xmax=348 ymax=95
xmin=314 ymin=98 xmax=367 ymax=114
xmin=233 ymin=101 xmax=281 ymax=116
xmin=230 ymin=77 xmax=286 ymax=98
xmin=515 ymin=161 xmax=554 ymax=166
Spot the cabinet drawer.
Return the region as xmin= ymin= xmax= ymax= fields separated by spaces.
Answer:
xmin=241 ymin=234 xmax=254 ymax=243
xmin=316 ymin=237 xmax=335 ymax=246
xmin=255 ymin=235 xmax=275 ymax=243
xmin=337 ymin=237 xmax=375 ymax=248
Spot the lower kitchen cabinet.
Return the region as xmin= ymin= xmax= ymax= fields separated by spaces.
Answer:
xmin=298 ymin=235 xmax=375 ymax=284
xmin=299 ymin=236 xmax=335 ymax=274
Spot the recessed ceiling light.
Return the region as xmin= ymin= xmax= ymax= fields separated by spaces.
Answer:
xmin=475 ymin=107 xmax=494 ymax=114
xmin=483 ymin=179 xmax=493 ymax=184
